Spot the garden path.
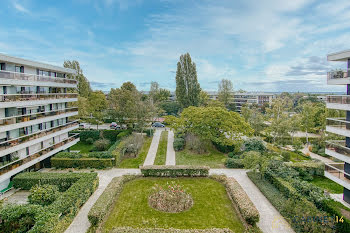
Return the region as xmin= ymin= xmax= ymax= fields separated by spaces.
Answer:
xmin=210 ymin=169 xmax=295 ymax=233
xmin=302 ymin=145 xmax=333 ymax=163
xmin=166 ymin=130 xmax=176 ymax=165
xmin=143 ymin=129 xmax=162 ymax=166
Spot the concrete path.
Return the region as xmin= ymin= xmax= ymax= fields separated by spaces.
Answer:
xmin=143 ymin=129 xmax=162 ymax=166
xmin=330 ymin=194 xmax=350 ymax=209
xmin=166 ymin=130 xmax=176 ymax=165
xmin=302 ymin=145 xmax=333 ymax=163
xmin=65 ymin=169 xmax=140 ymax=233
xmin=210 ymin=169 xmax=295 ymax=233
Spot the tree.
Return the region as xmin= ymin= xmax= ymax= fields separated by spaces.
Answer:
xmin=160 ymin=101 xmax=181 ymax=116
xmin=218 ymin=79 xmax=233 ymax=107
xmin=300 ymin=102 xmax=315 ymax=144
xmin=242 ymin=151 xmax=269 ymax=178
xmin=63 ymin=60 xmax=91 ymax=97
xmin=76 ymin=96 xmax=89 ymax=119
xmin=241 ymin=106 xmax=265 ymax=135
xmin=199 ymin=90 xmax=210 ymax=106
xmin=165 ymin=106 xmax=253 ymax=146
xmin=87 ymin=91 xmax=107 ymax=129
xmin=175 ymin=53 xmax=201 ymax=108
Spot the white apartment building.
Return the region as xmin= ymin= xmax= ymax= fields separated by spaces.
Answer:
xmin=325 ymin=49 xmax=350 ymax=204
xmin=0 ymin=54 xmax=79 ymax=190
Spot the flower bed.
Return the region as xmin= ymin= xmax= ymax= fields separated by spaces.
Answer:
xmin=140 ymin=165 xmax=209 ymax=177
xmin=148 ymin=182 xmax=193 ymax=213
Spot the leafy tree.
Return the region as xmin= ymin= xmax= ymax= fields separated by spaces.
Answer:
xmin=160 ymin=101 xmax=181 ymax=116
xmin=289 ymin=113 xmax=301 ymax=144
xmin=166 ymin=106 xmax=253 ymax=146
xmin=300 ymin=102 xmax=315 ymax=144
xmin=242 ymin=106 xmax=265 ymax=135
xmin=218 ymin=79 xmax=233 ymax=107
xmin=175 ymin=53 xmax=201 ymax=108
xmin=242 ymin=151 xmax=268 ymax=178
xmin=76 ymin=96 xmax=89 ymax=119
xmin=87 ymin=91 xmax=107 ymax=129
xmin=244 ymin=138 xmax=266 ymax=152
xmin=63 ymin=60 xmax=91 ymax=97
xmin=199 ymin=90 xmax=210 ymax=106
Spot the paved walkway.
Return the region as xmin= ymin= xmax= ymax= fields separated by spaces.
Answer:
xmin=143 ymin=129 xmax=162 ymax=166
xmin=210 ymin=169 xmax=295 ymax=233
xmin=65 ymin=169 xmax=140 ymax=233
xmin=166 ymin=130 xmax=176 ymax=165
xmin=330 ymin=194 xmax=350 ymax=209
xmin=302 ymin=145 xmax=333 ymax=163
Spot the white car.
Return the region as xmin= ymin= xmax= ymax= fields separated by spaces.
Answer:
xmin=79 ymin=123 xmax=90 ymax=129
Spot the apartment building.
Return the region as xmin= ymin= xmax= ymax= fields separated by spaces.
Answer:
xmin=0 ymin=53 xmax=79 ymax=190
xmin=325 ymin=49 xmax=350 ymax=204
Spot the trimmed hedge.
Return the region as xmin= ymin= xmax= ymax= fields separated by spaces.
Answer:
xmin=211 ymin=176 xmax=259 ymax=225
xmin=225 ymin=158 xmax=244 ymax=168
xmin=286 ymin=161 xmax=324 ymax=179
xmin=110 ymin=227 xmax=233 ymax=233
xmin=51 ymin=157 xmax=114 ymax=169
xmin=140 ymin=165 xmax=209 ymax=177
xmin=264 ymin=172 xmax=300 ymax=199
xmin=8 ymin=172 xmax=98 ymax=233
xmin=88 ymin=175 xmax=139 ymax=226
xmin=75 ymin=130 xmax=121 ymax=143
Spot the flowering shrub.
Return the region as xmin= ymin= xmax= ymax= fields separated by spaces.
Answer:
xmin=28 ymin=184 xmax=59 ymax=206
xmin=149 ymin=182 xmax=193 ymax=213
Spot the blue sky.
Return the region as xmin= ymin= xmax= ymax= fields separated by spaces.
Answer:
xmin=1 ymin=0 xmax=350 ymax=92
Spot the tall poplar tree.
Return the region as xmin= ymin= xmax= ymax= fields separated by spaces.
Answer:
xmin=218 ymin=79 xmax=233 ymax=107
xmin=175 ymin=53 xmax=201 ymax=108
xmin=63 ymin=60 xmax=92 ymax=98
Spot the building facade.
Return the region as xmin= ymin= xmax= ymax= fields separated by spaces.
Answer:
xmin=325 ymin=49 xmax=350 ymax=204
xmin=0 ymin=54 xmax=79 ymax=190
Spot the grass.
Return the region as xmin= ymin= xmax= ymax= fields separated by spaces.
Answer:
xmin=176 ymin=145 xmax=227 ymax=168
xmin=102 ymin=177 xmax=245 ymax=232
xmin=118 ymin=136 xmax=153 ymax=168
xmin=310 ymin=176 xmax=343 ymax=194
xmin=70 ymin=141 xmax=94 ymax=153
xmin=266 ymin=144 xmax=310 ymax=162
xmin=154 ymin=131 xmax=168 ymax=165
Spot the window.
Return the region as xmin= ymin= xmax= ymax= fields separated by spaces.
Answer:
xmin=0 ymin=63 xmax=5 ymax=70
xmin=15 ymin=66 xmax=21 ymax=72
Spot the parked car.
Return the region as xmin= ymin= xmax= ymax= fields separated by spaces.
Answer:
xmin=79 ymin=123 xmax=90 ymax=129
xmin=152 ymin=122 xmax=165 ymax=128
xmin=110 ymin=122 xmax=121 ymax=130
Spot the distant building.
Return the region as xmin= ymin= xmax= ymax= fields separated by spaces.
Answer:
xmin=0 ymin=53 xmax=79 ymax=190
xmin=325 ymin=49 xmax=350 ymax=204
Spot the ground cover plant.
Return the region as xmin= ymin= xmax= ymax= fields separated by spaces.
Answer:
xmin=154 ymin=131 xmax=168 ymax=165
xmin=102 ymin=177 xmax=245 ymax=232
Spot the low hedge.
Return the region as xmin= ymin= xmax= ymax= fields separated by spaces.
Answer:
xmin=264 ymin=172 xmax=300 ymax=199
xmin=88 ymin=175 xmax=139 ymax=226
xmin=211 ymin=176 xmax=259 ymax=225
xmin=140 ymin=165 xmax=209 ymax=177
xmin=225 ymin=158 xmax=244 ymax=168
xmin=51 ymin=157 xmax=114 ymax=169
xmin=7 ymin=172 xmax=98 ymax=233
xmin=286 ymin=161 xmax=324 ymax=179
xmin=110 ymin=227 xmax=233 ymax=233
xmin=75 ymin=130 xmax=120 ymax=143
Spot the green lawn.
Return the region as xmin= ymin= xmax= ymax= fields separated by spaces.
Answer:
xmin=70 ymin=141 xmax=94 ymax=153
xmin=118 ymin=136 xmax=153 ymax=168
xmin=154 ymin=131 xmax=168 ymax=165
xmin=310 ymin=176 xmax=343 ymax=194
xmin=102 ymin=177 xmax=245 ymax=232
xmin=176 ymin=145 xmax=227 ymax=168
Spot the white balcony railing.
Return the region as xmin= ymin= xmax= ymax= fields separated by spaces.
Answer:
xmin=0 ymin=70 xmax=77 ymax=84
xmin=0 ymin=93 xmax=78 ymax=102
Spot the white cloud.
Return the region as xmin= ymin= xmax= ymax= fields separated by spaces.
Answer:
xmin=13 ymin=2 xmax=29 ymax=14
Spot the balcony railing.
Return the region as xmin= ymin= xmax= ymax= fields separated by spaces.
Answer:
xmin=325 ymin=163 xmax=350 ymax=184
xmin=326 ymin=118 xmax=350 ymax=129
xmin=0 ymin=134 xmax=79 ymax=176
xmin=0 ymin=107 xmax=78 ymax=127
xmin=327 ymin=70 xmax=348 ymax=80
xmin=326 ymin=140 xmax=350 ymax=157
xmin=0 ymin=70 xmax=77 ymax=84
xmin=0 ymin=121 xmax=79 ymax=151
xmin=327 ymin=95 xmax=350 ymax=105
xmin=0 ymin=93 xmax=78 ymax=102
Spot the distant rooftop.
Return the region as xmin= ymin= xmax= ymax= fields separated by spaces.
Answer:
xmin=327 ymin=49 xmax=350 ymax=62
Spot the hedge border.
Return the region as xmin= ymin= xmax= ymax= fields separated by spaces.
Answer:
xmin=51 ymin=157 xmax=114 ymax=169
xmin=140 ymin=165 xmax=210 ymax=177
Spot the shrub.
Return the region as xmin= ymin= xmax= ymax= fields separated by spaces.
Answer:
xmin=86 ymin=137 xmax=94 ymax=144
xmin=286 ymin=162 xmax=324 ymax=180
xmin=243 ymin=138 xmax=266 ymax=152
xmin=93 ymin=138 xmax=111 ymax=151
xmin=212 ymin=141 xmax=235 ymax=153
xmin=173 ymin=138 xmax=185 ymax=151
xmin=225 ymin=158 xmax=244 ymax=168
xmin=140 ymin=165 xmax=209 ymax=177
xmin=76 ymin=130 xmax=120 ymax=143
xmin=228 ymin=152 xmax=234 ymax=158
xmin=186 ymin=134 xmax=207 ymax=153
xmin=117 ymin=130 xmax=132 ymax=140
xmin=28 ymin=184 xmax=59 ymax=206
xmin=88 ymin=175 xmax=138 ymax=226
xmin=51 ymin=157 xmax=114 ymax=169
xmin=121 ymin=134 xmax=144 ymax=156
xmin=281 ymin=151 xmax=291 ymax=162
xmin=145 ymin=128 xmax=154 ymax=137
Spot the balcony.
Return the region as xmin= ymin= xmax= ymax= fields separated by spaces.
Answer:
xmin=0 ymin=70 xmax=77 ymax=88
xmin=327 ymin=95 xmax=350 ymax=110
xmin=0 ymin=107 xmax=78 ymax=127
xmin=0 ymin=121 xmax=79 ymax=152
xmin=326 ymin=118 xmax=350 ymax=137
xmin=327 ymin=70 xmax=350 ymax=85
xmin=325 ymin=163 xmax=350 ymax=190
xmin=326 ymin=140 xmax=350 ymax=163
xmin=0 ymin=134 xmax=79 ymax=180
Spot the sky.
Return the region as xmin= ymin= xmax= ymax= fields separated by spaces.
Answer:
xmin=1 ymin=0 xmax=350 ymax=93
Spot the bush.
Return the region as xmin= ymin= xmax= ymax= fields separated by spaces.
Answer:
xmin=51 ymin=157 xmax=114 ymax=169
xmin=213 ymin=176 xmax=259 ymax=225
xmin=94 ymin=138 xmax=111 ymax=151
xmin=28 ymin=184 xmax=59 ymax=206
xmin=140 ymin=165 xmax=209 ymax=177
xmin=243 ymin=138 xmax=266 ymax=152
xmin=212 ymin=141 xmax=234 ymax=153
xmin=186 ymin=134 xmax=207 ymax=153
xmin=76 ymin=130 xmax=120 ymax=143
xmin=117 ymin=130 xmax=132 ymax=140
xmin=173 ymin=138 xmax=185 ymax=151
xmin=86 ymin=137 xmax=94 ymax=144
xmin=286 ymin=162 xmax=324 ymax=180
xmin=225 ymin=158 xmax=244 ymax=168
xmin=282 ymin=151 xmax=291 ymax=162
xmin=145 ymin=128 xmax=154 ymax=137
xmin=88 ymin=175 xmax=138 ymax=226
xmin=121 ymin=134 xmax=144 ymax=156
xmin=228 ymin=152 xmax=234 ymax=158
